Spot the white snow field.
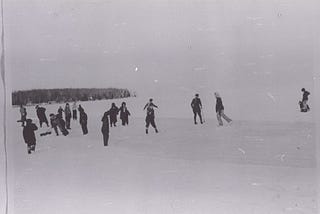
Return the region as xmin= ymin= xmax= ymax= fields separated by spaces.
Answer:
xmin=7 ymin=98 xmax=317 ymax=214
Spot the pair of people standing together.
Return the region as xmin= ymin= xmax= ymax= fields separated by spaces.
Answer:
xmin=191 ymin=93 xmax=232 ymax=126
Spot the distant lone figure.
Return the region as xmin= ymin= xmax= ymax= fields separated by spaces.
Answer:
xmin=109 ymin=103 xmax=119 ymax=127
xmin=35 ymin=105 xmax=49 ymax=128
xmin=143 ymin=98 xmax=159 ymax=134
xmin=101 ymin=111 xmax=111 ymax=146
xmin=79 ymin=107 xmax=88 ymax=135
xmin=214 ymin=92 xmax=232 ymax=126
xmin=119 ymin=102 xmax=131 ymax=126
xmin=300 ymin=88 xmax=310 ymax=112
xmin=191 ymin=93 xmax=203 ymax=124
xmin=19 ymin=104 xmax=27 ymax=127
xmin=72 ymin=101 xmax=77 ymax=120
xmin=23 ymin=119 xmax=38 ymax=154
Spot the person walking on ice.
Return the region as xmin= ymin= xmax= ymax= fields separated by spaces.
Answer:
xmin=119 ymin=102 xmax=131 ymax=126
xmin=101 ymin=111 xmax=111 ymax=146
xmin=19 ymin=104 xmax=27 ymax=127
xmin=191 ymin=93 xmax=203 ymax=124
xmin=79 ymin=107 xmax=88 ymax=135
xmin=214 ymin=92 xmax=232 ymax=126
xmin=23 ymin=119 xmax=38 ymax=154
xmin=64 ymin=103 xmax=72 ymax=129
xmin=72 ymin=101 xmax=77 ymax=120
xmin=143 ymin=98 xmax=159 ymax=134
xmin=35 ymin=105 xmax=49 ymax=128
xmin=299 ymin=88 xmax=310 ymax=112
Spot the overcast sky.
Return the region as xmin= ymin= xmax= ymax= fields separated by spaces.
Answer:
xmin=4 ymin=0 xmax=318 ymax=120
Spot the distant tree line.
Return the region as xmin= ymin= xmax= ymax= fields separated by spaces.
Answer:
xmin=12 ymin=88 xmax=132 ymax=105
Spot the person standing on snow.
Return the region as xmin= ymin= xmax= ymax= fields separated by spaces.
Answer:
xmin=101 ymin=111 xmax=111 ymax=146
xmin=57 ymin=106 xmax=64 ymax=119
xmin=109 ymin=103 xmax=119 ymax=127
xmin=143 ymin=98 xmax=159 ymax=134
xmin=72 ymin=101 xmax=77 ymax=120
xmin=19 ymin=104 xmax=27 ymax=127
xmin=64 ymin=103 xmax=72 ymax=129
xmin=300 ymin=88 xmax=310 ymax=112
xmin=214 ymin=92 xmax=232 ymax=126
xmin=35 ymin=105 xmax=49 ymax=128
xmin=22 ymin=119 xmax=38 ymax=154
xmin=191 ymin=93 xmax=203 ymax=124
xmin=119 ymin=102 xmax=131 ymax=126
xmin=79 ymin=107 xmax=88 ymax=135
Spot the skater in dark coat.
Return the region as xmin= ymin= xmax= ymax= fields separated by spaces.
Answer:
xmin=23 ymin=119 xmax=38 ymax=154
xmin=79 ymin=108 xmax=88 ymax=135
xmin=19 ymin=105 xmax=27 ymax=127
xmin=58 ymin=116 xmax=69 ymax=136
xmin=72 ymin=101 xmax=77 ymax=120
xmin=300 ymin=88 xmax=310 ymax=112
xmin=64 ymin=103 xmax=72 ymax=129
xmin=57 ymin=106 xmax=64 ymax=119
xmin=143 ymin=98 xmax=159 ymax=134
xmin=119 ymin=102 xmax=131 ymax=126
xmin=101 ymin=111 xmax=111 ymax=146
xmin=109 ymin=103 xmax=119 ymax=127
xmin=35 ymin=105 xmax=49 ymax=128
xmin=214 ymin=92 xmax=232 ymax=126
xmin=191 ymin=94 xmax=203 ymax=124
xmin=49 ymin=114 xmax=60 ymax=136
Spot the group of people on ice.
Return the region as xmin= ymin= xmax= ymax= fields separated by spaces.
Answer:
xmin=20 ymin=88 xmax=310 ymax=154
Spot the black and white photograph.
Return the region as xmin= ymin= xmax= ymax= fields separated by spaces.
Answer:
xmin=0 ymin=0 xmax=319 ymax=213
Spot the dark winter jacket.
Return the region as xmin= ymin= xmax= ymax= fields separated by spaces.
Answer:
xmin=302 ymin=91 xmax=310 ymax=101
xmin=65 ymin=106 xmax=72 ymax=117
xmin=101 ymin=111 xmax=110 ymax=134
xmin=191 ymin=97 xmax=202 ymax=111
xmin=80 ymin=111 xmax=88 ymax=125
xmin=144 ymin=102 xmax=158 ymax=118
xmin=109 ymin=106 xmax=119 ymax=121
xmin=50 ymin=115 xmax=59 ymax=128
xmin=36 ymin=107 xmax=47 ymax=119
xmin=23 ymin=123 xmax=38 ymax=144
xmin=215 ymin=97 xmax=224 ymax=112
xmin=119 ymin=106 xmax=130 ymax=120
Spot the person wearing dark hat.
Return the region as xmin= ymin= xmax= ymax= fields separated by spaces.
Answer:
xmin=109 ymin=103 xmax=119 ymax=127
xmin=101 ymin=111 xmax=111 ymax=146
xmin=191 ymin=94 xmax=203 ymax=124
xmin=119 ymin=102 xmax=131 ymax=126
xmin=300 ymin=88 xmax=310 ymax=112
xmin=23 ymin=119 xmax=38 ymax=154
xmin=72 ymin=101 xmax=77 ymax=120
xmin=35 ymin=105 xmax=49 ymax=128
xmin=143 ymin=98 xmax=159 ymax=134
xmin=79 ymin=107 xmax=88 ymax=135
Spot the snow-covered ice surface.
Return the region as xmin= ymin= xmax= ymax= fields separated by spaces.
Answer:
xmin=7 ymin=98 xmax=317 ymax=214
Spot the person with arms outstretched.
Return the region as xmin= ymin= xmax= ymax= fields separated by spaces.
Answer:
xmin=191 ymin=94 xmax=203 ymax=124
xmin=143 ymin=98 xmax=159 ymax=134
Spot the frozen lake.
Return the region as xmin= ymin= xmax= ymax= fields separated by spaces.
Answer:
xmin=4 ymin=98 xmax=317 ymax=214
